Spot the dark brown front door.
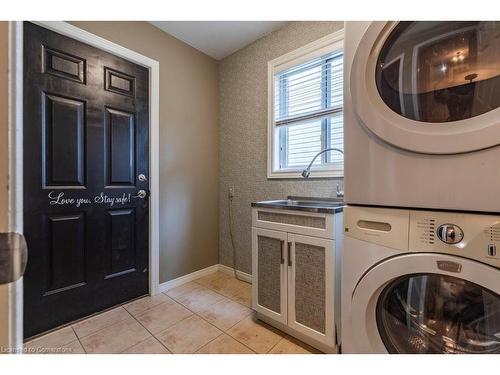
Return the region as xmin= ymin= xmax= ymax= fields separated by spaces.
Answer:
xmin=23 ymin=22 xmax=150 ymax=338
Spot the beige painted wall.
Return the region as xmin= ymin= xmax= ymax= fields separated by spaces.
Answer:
xmin=218 ymin=21 xmax=344 ymax=274
xmin=70 ymin=22 xmax=219 ymax=283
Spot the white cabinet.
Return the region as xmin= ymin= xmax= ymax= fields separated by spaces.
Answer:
xmin=287 ymin=233 xmax=335 ymax=347
xmin=251 ymin=227 xmax=288 ymax=325
xmin=252 ymin=207 xmax=341 ymax=352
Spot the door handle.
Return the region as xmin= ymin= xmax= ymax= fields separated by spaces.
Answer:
xmin=287 ymin=242 xmax=292 ymax=267
xmin=133 ymin=189 xmax=147 ymax=199
xmin=280 ymin=240 xmax=284 ymax=264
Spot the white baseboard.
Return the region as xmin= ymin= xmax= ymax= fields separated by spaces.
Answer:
xmin=217 ymin=264 xmax=252 ymax=283
xmin=157 ymin=264 xmax=220 ymax=293
xmin=157 ymin=263 xmax=252 ymax=294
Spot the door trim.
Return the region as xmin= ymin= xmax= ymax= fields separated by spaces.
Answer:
xmin=8 ymin=21 xmax=161 ymax=340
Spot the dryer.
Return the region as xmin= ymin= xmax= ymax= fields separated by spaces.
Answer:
xmin=341 ymin=206 xmax=500 ymax=354
xmin=344 ymin=21 xmax=500 ymax=212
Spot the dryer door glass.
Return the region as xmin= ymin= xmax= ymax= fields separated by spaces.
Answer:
xmin=376 ymin=273 xmax=500 ymax=353
xmin=376 ymin=21 xmax=500 ymax=123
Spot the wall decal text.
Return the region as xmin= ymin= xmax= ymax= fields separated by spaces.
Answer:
xmin=48 ymin=191 xmax=132 ymax=208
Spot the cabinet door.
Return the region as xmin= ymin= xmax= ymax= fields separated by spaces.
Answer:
xmin=287 ymin=233 xmax=335 ymax=346
xmin=252 ymin=227 xmax=288 ymax=324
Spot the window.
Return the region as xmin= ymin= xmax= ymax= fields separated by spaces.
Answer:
xmin=268 ymin=31 xmax=344 ymax=178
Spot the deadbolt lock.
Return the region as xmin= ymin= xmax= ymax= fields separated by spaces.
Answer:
xmin=134 ymin=190 xmax=147 ymax=199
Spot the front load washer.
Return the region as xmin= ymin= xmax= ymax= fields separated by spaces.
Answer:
xmin=344 ymin=21 xmax=500 ymax=212
xmin=341 ymin=205 xmax=500 ymax=354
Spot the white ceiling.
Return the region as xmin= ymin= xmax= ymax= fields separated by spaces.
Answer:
xmin=149 ymin=21 xmax=288 ymax=60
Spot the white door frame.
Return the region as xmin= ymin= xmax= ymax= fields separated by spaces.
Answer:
xmin=6 ymin=20 xmax=160 ymax=349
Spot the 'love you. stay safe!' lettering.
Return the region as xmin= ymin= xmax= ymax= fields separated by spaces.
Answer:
xmin=48 ymin=191 xmax=132 ymax=208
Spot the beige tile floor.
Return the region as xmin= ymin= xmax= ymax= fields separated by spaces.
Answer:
xmin=24 ymin=271 xmax=321 ymax=354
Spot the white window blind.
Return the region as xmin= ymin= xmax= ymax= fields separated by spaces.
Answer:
xmin=273 ymin=50 xmax=344 ymax=172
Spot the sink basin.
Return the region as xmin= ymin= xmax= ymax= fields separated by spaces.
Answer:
xmin=271 ymin=200 xmax=342 ymax=208
xmin=251 ymin=197 xmax=344 ymax=213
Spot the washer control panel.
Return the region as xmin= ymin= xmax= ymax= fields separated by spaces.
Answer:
xmin=410 ymin=210 xmax=500 ymax=269
xmin=436 ymin=224 xmax=464 ymax=244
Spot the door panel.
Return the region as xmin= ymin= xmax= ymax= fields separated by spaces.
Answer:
xmin=44 ymin=213 xmax=86 ymax=295
xmin=257 ymin=236 xmax=282 ymax=313
xmin=42 ymin=93 xmax=86 ymax=187
xmin=105 ymin=67 xmax=135 ymax=97
xmin=43 ymin=46 xmax=87 ymax=83
xmin=287 ymin=233 xmax=335 ymax=346
xmin=104 ymin=107 xmax=136 ymax=186
xmin=106 ymin=208 xmax=136 ymax=279
xmin=294 ymin=242 xmax=326 ymax=333
xmin=23 ymin=22 xmax=150 ymax=338
xmin=252 ymin=227 xmax=288 ymax=324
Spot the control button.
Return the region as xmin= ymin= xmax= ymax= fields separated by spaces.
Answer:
xmin=437 ymin=224 xmax=464 ymax=244
xmin=488 ymin=244 xmax=497 ymax=257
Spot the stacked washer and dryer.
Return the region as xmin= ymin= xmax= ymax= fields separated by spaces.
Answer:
xmin=342 ymin=21 xmax=500 ymax=353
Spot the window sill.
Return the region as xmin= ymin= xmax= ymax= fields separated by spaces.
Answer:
xmin=267 ymin=169 xmax=344 ymax=179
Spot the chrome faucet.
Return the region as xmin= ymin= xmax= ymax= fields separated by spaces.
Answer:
xmin=301 ymin=147 xmax=344 ymax=198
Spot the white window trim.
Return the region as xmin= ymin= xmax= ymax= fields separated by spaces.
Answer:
xmin=267 ymin=29 xmax=344 ymax=179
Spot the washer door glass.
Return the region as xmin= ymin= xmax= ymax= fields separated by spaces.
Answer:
xmin=376 ymin=273 xmax=500 ymax=353
xmin=376 ymin=21 xmax=500 ymax=123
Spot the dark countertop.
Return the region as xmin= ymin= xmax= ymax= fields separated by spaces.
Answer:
xmin=251 ymin=196 xmax=344 ymax=214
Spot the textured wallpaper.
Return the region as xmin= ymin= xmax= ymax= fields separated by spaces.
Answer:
xmin=219 ymin=21 xmax=345 ymax=274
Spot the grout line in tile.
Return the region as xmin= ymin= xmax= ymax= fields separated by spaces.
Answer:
xmin=188 ymin=309 xmax=227 ymax=353
xmin=170 ymin=290 xmax=228 ymax=315
xmin=165 ymin=279 xmax=256 ymax=354
xmin=161 ymin=283 xmax=205 ymax=300
xmin=180 ymin=276 xmax=256 ymax=335
xmin=192 ymin=276 xmax=250 ymax=307
xmin=71 ymin=326 xmax=87 ymax=354
xmin=121 ymin=306 xmax=173 ymax=354
xmin=75 ymin=293 xmax=171 ymax=342
xmin=192 ymin=330 xmax=224 ymax=354
xmin=197 ymin=303 xmax=253 ymax=334
xmin=72 ymin=307 xmax=132 ymax=340
xmin=194 ymin=330 xmax=257 ymax=354
xmin=153 ymin=314 xmax=223 ymax=354
xmin=220 ymin=330 xmax=257 ymax=354
xmin=223 ymin=328 xmax=261 ymax=354
xmin=123 ymin=295 xmax=175 ymax=318
xmin=77 ymin=310 xmax=151 ymax=354
xmin=266 ymin=337 xmax=285 ymax=354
